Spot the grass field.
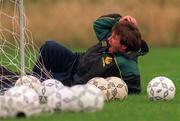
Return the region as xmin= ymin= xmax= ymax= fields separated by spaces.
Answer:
xmin=1 ymin=47 xmax=180 ymax=121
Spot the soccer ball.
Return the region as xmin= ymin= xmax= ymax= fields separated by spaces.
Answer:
xmin=106 ymin=77 xmax=128 ymax=100
xmin=70 ymin=84 xmax=104 ymax=112
xmin=87 ymin=77 xmax=112 ymax=101
xmin=47 ymin=86 xmax=75 ymax=112
xmin=4 ymin=86 xmax=40 ymax=117
xmin=15 ymin=75 xmax=41 ymax=92
xmin=38 ymin=79 xmax=64 ymax=103
xmin=147 ymin=76 xmax=176 ymax=101
xmin=0 ymin=95 xmax=8 ymax=118
xmin=20 ymin=104 xmax=54 ymax=117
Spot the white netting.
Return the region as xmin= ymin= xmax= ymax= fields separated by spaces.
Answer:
xmin=0 ymin=0 xmax=52 ymax=93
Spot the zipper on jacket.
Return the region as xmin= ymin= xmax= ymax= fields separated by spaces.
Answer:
xmin=114 ymin=56 xmax=123 ymax=79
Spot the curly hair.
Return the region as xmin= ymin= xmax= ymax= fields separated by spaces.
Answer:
xmin=112 ymin=21 xmax=142 ymax=52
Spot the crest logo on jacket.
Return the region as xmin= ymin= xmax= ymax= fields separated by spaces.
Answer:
xmin=102 ymin=56 xmax=113 ymax=67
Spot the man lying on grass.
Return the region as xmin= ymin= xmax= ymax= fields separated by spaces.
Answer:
xmin=0 ymin=13 xmax=149 ymax=94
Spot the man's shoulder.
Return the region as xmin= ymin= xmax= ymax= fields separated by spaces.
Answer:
xmin=86 ymin=40 xmax=109 ymax=52
xmin=114 ymin=53 xmax=140 ymax=76
xmin=115 ymin=52 xmax=138 ymax=62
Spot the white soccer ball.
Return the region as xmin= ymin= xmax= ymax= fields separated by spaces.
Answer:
xmin=15 ymin=75 xmax=41 ymax=92
xmin=87 ymin=77 xmax=112 ymax=101
xmin=4 ymin=86 xmax=40 ymax=117
xmin=0 ymin=95 xmax=8 ymax=118
xmin=20 ymin=103 xmax=54 ymax=117
xmin=71 ymin=84 xmax=104 ymax=112
xmin=106 ymin=77 xmax=128 ymax=100
xmin=38 ymin=79 xmax=64 ymax=103
xmin=47 ymin=86 xmax=75 ymax=112
xmin=147 ymin=76 xmax=176 ymax=101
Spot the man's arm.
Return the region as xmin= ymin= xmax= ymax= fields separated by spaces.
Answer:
xmin=93 ymin=13 xmax=121 ymax=41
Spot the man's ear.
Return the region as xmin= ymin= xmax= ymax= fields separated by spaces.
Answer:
xmin=121 ymin=45 xmax=127 ymax=50
xmin=118 ymin=45 xmax=127 ymax=52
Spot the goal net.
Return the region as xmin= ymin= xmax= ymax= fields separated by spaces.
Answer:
xmin=0 ymin=0 xmax=51 ymax=93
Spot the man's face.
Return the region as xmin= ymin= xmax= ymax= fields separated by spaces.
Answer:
xmin=108 ymin=32 xmax=127 ymax=53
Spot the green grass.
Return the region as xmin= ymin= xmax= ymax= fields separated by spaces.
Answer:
xmin=2 ymin=47 xmax=180 ymax=121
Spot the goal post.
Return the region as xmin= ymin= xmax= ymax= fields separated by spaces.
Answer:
xmin=18 ymin=0 xmax=25 ymax=77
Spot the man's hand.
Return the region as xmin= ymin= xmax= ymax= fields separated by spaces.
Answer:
xmin=120 ymin=16 xmax=138 ymax=26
